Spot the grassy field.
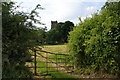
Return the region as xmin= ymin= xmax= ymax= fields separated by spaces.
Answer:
xmin=42 ymin=44 xmax=69 ymax=53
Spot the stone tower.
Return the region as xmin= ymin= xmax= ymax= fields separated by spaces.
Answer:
xmin=51 ymin=21 xmax=58 ymax=29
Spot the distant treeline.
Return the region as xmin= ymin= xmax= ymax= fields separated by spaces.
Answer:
xmin=45 ymin=21 xmax=74 ymax=44
xmin=34 ymin=21 xmax=75 ymax=45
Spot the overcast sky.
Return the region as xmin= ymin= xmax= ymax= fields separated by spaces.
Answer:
xmin=12 ymin=0 xmax=107 ymax=30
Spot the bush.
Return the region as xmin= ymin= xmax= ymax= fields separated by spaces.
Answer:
xmin=68 ymin=2 xmax=120 ymax=76
xmin=2 ymin=2 xmax=43 ymax=78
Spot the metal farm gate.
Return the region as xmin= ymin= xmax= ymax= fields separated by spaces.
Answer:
xmin=27 ymin=46 xmax=74 ymax=77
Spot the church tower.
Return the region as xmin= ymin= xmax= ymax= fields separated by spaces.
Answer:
xmin=51 ymin=21 xmax=58 ymax=29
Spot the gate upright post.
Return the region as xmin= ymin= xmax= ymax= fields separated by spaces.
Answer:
xmin=34 ymin=50 xmax=37 ymax=75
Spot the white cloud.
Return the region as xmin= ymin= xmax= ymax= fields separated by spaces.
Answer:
xmin=86 ymin=6 xmax=96 ymax=11
xmin=81 ymin=0 xmax=107 ymax=2
xmin=12 ymin=0 xmax=106 ymax=30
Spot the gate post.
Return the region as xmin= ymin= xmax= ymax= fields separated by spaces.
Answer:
xmin=34 ymin=50 xmax=37 ymax=75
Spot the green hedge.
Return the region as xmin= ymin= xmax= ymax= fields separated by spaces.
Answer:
xmin=68 ymin=2 xmax=120 ymax=76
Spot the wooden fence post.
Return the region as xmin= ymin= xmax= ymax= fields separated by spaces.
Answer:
xmin=34 ymin=50 xmax=37 ymax=75
xmin=46 ymin=52 xmax=48 ymax=75
xmin=56 ymin=54 xmax=58 ymax=72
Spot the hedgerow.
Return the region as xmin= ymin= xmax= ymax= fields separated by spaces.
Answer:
xmin=68 ymin=2 xmax=120 ymax=76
